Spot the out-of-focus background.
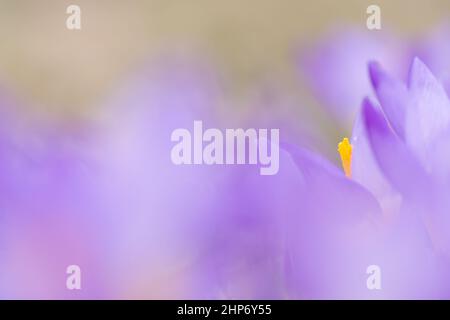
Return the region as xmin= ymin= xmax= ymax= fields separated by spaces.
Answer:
xmin=0 ymin=1 xmax=449 ymax=299
xmin=0 ymin=0 xmax=448 ymax=117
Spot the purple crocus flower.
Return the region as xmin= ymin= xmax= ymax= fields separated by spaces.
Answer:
xmin=284 ymin=57 xmax=450 ymax=299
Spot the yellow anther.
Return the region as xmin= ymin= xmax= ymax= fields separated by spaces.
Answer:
xmin=338 ymin=137 xmax=352 ymax=178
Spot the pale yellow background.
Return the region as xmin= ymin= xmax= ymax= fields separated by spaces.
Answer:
xmin=0 ymin=0 xmax=448 ymax=117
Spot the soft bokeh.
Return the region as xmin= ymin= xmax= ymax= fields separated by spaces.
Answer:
xmin=0 ymin=0 xmax=449 ymax=299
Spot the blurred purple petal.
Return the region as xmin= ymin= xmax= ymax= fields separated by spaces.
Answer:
xmin=351 ymin=98 xmax=400 ymax=215
xmin=405 ymin=58 xmax=450 ymax=169
xmin=415 ymin=24 xmax=450 ymax=95
xmin=368 ymin=61 xmax=408 ymax=139
xmin=300 ymin=28 xmax=409 ymax=124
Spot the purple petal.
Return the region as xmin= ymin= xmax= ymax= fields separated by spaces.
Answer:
xmin=405 ymin=57 xmax=450 ymax=167
xmin=368 ymin=61 xmax=409 ymax=139
xmin=414 ymin=24 xmax=450 ymax=96
xmin=284 ymin=143 xmax=450 ymax=298
xmin=351 ymin=98 xmax=400 ymax=214
xmin=284 ymin=142 xmax=383 ymax=224
xmin=362 ymin=96 xmax=431 ymax=199
xmin=283 ymin=144 xmax=383 ymax=298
